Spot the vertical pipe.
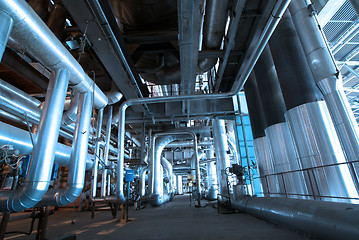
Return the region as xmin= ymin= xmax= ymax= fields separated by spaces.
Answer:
xmin=206 ymin=145 xmax=218 ymax=200
xmin=2 ymin=69 xmax=69 ymax=211
xmin=270 ymin=11 xmax=358 ymax=202
xmin=91 ymin=108 xmax=103 ymax=200
xmin=245 ymin=74 xmax=279 ymax=197
xmin=290 ymin=0 xmax=359 ymax=193
xmin=254 ymin=45 xmax=308 ymax=199
xmin=213 ymin=118 xmax=231 ymax=198
xmin=177 ymin=175 xmax=183 ymax=195
xmin=101 ymin=105 xmax=113 ymax=197
xmin=139 ymin=167 xmax=147 ymax=197
xmin=0 ymin=11 xmax=13 ymax=61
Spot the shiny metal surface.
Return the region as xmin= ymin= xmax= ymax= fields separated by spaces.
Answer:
xmin=139 ymin=166 xmax=147 ymax=197
xmin=206 ymin=145 xmax=218 ymax=200
xmin=285 ymin=101 xmax=358 ymax=202
xmin=91 ymin=108 xmax=103 ymax=200
xmin=161 ymin=157 xmax=174 ymax=195
xmin=38 ymin=92 xmax=93 ymax=206
xmin=177 ymin=175 xmax=183 ymax=195
xmin=62 ymin=92 xmax=79 ymax=126
xmin=213 ymin=118 xmax=231 ymax=197
xmin=0 ymin=121 xmax=93 ymax=170
xmin=265 ymin=123 xmax=308 ymax=199
xmin=290 ymin=1 xmax=359 ymax=193
xmin=0 ymin=11 xmax=13 ymax=61
xmin=0 ymin=0 xmax=107 ymax=108
xmin=253 ymin=137 xmax=277 ymax=197
xmin=0 ymin=69 xmax=69 ymax=212
xmin=232 ymin=196 xmax=359 ymax=240
xmin=101 ymin=105 xmax=113 ymax=197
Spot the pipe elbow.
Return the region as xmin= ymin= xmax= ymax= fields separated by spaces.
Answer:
xmin=55 ymin=184 xmax=83 ymax=206
xmin=7 ymin=185 xmax=48 ymax=212
xmin=150 ymin=194 xmax=171 ymax=207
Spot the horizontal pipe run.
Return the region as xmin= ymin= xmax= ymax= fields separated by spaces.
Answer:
xmin=232 ymin=196 xmax=359 ymax=239
xmin=0 ymin=11 xmax=13 ymax=61
xmin=0 ymin=0 xmax=107 ymax=108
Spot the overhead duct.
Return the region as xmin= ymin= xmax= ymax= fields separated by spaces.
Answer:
xmin=244 ymin=75 xmax=275 ymax=197
xmin=0 ymin=11 xmax=13 ymax=61
xmin=0 ymin=0 xmax=108 ymax=109
xmin=232 ymin=196 xmax=359 ymax=240
xmin=0 ymin=69 xmax=69 ymax=212
xmin=270 ymin=11 xmax=358 ymax=202
xmin=289 ymin=0 xmax=359 ymax=192
xmin=254 ymin=45 xmax=308 ymax=199
xmin=37 ymin=92 xmax=93 ymax=206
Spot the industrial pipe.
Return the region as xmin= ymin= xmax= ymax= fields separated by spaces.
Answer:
xmin=270 ymin=11 xmax=358 ymax=202
xmin=161 ymin=157 xmax=174 ymax=195
xmin=38 ymin=92 xmax=93 ymax=206
xmin=101 ymin=106 xmax=113 ymax=197
xmin=289 ymin=0 xmax=359 ymax=192
xmin=0 ymin=11 xmax=13 ymax=61
xmin=206 ymin=145 xmax=218 ymax=200
xmin=177 ymin=175 xmax=183 ymax=195
xmin=254 ymin=45 xmax=308 ymax=199
xmin=232 ymin=196 xmax=359 ymax=239
xmin=0 ymin=69 xmax=69 ymax=212
xmin=90 ymin=108 xmax=104 ymax=200
xmin=113 ymin=0 xmax=290 ymax=205
xmin=62 ymin=92 xmax=79 ymax=126
xmin=0 ymin=0 xmax=107 ymax=108
xmin=139 ymin=166 xmax=147 ymax=197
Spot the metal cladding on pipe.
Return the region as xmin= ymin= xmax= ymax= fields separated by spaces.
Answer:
xmin=270 ymin=11 xmax=358 ymax=202
xmin=212 ymin=118 xmax=232 ymax=198
xmin=177 ymin=175 xmax=183 ymax=195
xmin=38 ymin=92 xmax=93 ymax=206
xmin=244 ymin=75 xmax=279 ymax=197
xmin=206 ymin=145 xmax=218 ymax=200
xmin=0 ymin=0 xmax=107 ymax=109
xmin=62 ymin=92 xmax=79 ymax=126
xmin=101 ymin=105 xmax=113 ymax=197
xmin=290 ymin=1 xmax=359 ymax=192
xmin=161 ymin=157 xmax=174 ymax=195
xmin=139 ymin=166 xmax=147 ymax=197
xmin=114 ymin=0 xmax=291 ymax=203
xmin=91 ymin=108 xmax=103 ymax=200
xmin=105 ymin=83 xmax=123 ymax=105
xmin=0 ymin=69 xmax=69 ymax=212
xmin=232 ymin=196 xmax=359 ymax=240
xmin=198 ymin=0 xmax=230 ymax=73
xmin=0 ymin=11 xmax=13 ymax=61
xmin=254 ymin=45 xmax=308 ymax=199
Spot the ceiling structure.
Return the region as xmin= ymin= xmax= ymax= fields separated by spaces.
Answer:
xmin=313 ymin=0 xmax=359 ymax=123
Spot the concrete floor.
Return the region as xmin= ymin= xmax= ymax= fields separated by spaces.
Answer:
xmin=4 ymin=195 xmax=314 ymax=240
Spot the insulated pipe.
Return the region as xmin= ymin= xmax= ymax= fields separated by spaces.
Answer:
xmin=177 ymin=175 xmax=183 ymax=195
xmin=206 ymin=145 xmax=218 ymax=200
xmin=290 ymin=0 xmax=359 ymax=192
xmin=191 ymin=152 xmax=206 ymax=196
xmin=244 ymin=75 xmax=276 ymax=197
xmin=0 ymin=11 xmax=13 ymax=61
xmin=105 ymin=82 xmax=123 ymax=105
xmin=46 ymin=3 xmax=67 ymax=40
xmin=166 ymin=139 xmax=213 ymax=148
xmin=38 ymin=92 xmax=93 ymax=206
xmin=62 ymin=92 xmax=79 ymax=126
xmin=212 ymin=118 xmax=232 ymax=198
xmin=113 ymin=0 xmax=290 ymax=205
xmin=0 ymin=69 xmax=69 ymax=212
xmin=0 ymin=121 xmax=94 ymax=170
xmin=0 ymin=0 xmax=107 ymax=109
xmin=254 ymin=45 xmax=308 ymax=199
xmin=270 ymin=11 xmax=358 ymax=202
xmin=101 ymin=105 xmax=113 ymax=197
xmin=198 ymin=0 xmax=231 ymax=73
xmin=150 ymin=132 xmax=199 ymax=206
xmin=139 ymin=166 xmax=147 ymax=197
xmin=161 ymin=157 xmax=174 ymax=195
xmin=232 ymin=196 xmax=359 ymax=240
xmin=90 ymin=108 xmax=104 ymax=200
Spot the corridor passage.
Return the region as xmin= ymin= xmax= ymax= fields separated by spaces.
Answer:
xmin=4 ymin=195 xmax=313 ymax=240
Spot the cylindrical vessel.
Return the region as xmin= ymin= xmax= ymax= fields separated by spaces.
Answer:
xmin=270 ymin=11 xmax=358 ymax=202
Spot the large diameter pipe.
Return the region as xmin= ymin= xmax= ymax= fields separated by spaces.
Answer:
xmin=0 ymin=69 xmax=69 ymax=212
xmin=253 ymin=137 xmax=272 ymax=197
xmin=139 ymin=166 xmax=147 ymax=197
xmin=232 ymin=196 xmax=359 ymax=239
xmin=114 ymin=0 xmax=291 ymax=205
xmin=290 ymin=0 xmax=359 ymax=192
xmin=37 ymin=92 xmax=93 ymax=206
xmin=206 ymin=145 xmax=218 ymax=200
xmin=0 ymin=0 xmax=107 ymax=108
xmin=161 ymin=157 xmax=174 ymax=195
xmin=0 ymin=11 xmax=13 ymax=61
xmin=270 ymin=11 xmax=358 ymax=202
xmin=177 ymin=175 xmax=183 ymax=195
